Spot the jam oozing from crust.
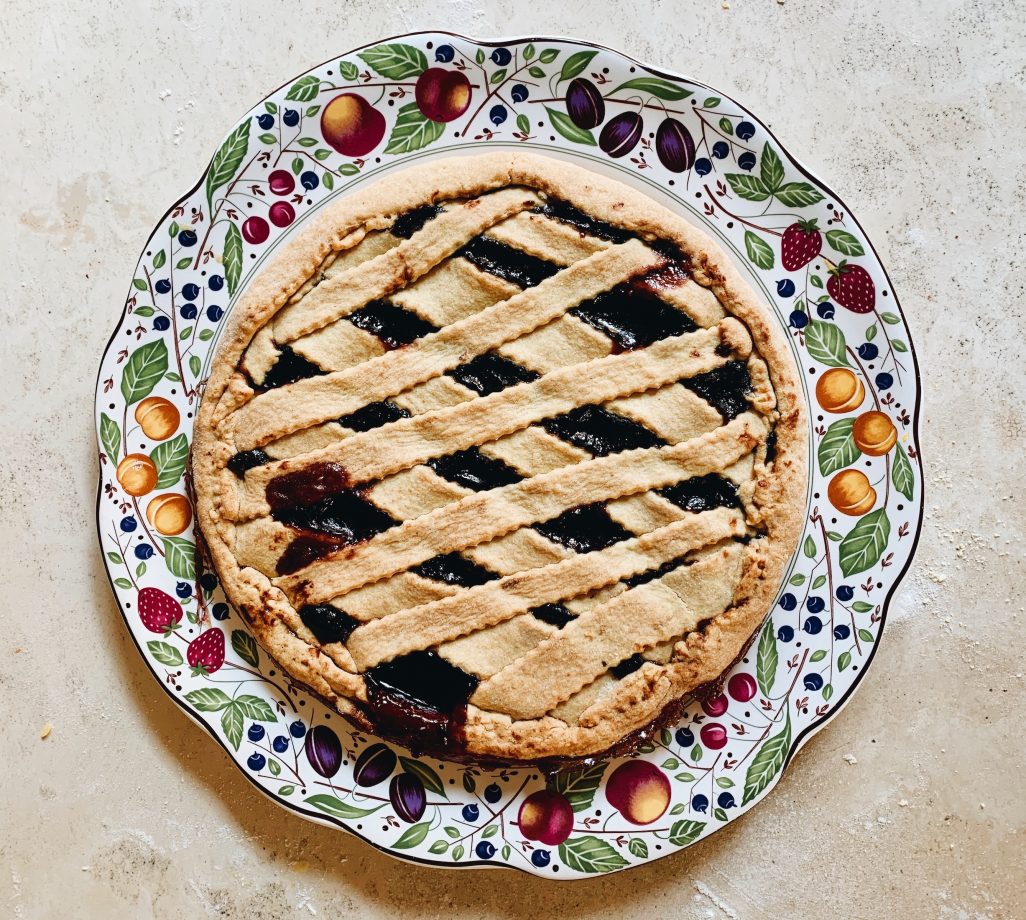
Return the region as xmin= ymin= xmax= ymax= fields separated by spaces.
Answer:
xmin=276 ymin=533 xmax=350 ymax=575
xmin=227 ymin=448 xmax=272 ymax=477
xmin=543 ymin=405 xmax=665 ymax=457
xmin=534 ymin=503 xmax=632 ymax=554
xmin=533 ymin=199 xmax=633 ymax=244
xmin=339 ymin=399 xmax=410 ymax=432
xmin=610 ymin=653 xmax=645 ymax=679
xmin=448 ymin=352 xmax=539 ymax=395
xmin=412 ymin=553 xmax=498 ymax=587
xmin=363 ymin=650 xmax=479 ymax=754
xmin=659 ymin=473 xmax=741 ymax=513
xmin=349 ymin=300 xmax=439 ymax=350
xmin=272 ymin=491 xmax=396 ymax=541
xmin=530 ymin=603 xmax=576 ymax=629
xmin=390 ymin=204 xmax=443 ymax=239
xmin=681 ymin=360 xmax=753 ymax=422
xmin=266 ymin=462 xmax=353 ymax=510
xmin=624 ymin=555 xmax=690 ymax=589
xmin=427 ymin=447 xmax=523 ymax=491
xmin=299 ymin=603 xmax=361 ymax=644
xmin=571 ymin=283 xmax=698 ymax=351
xmin=456 ymin=236 xmax=560 ymax=288
xmin=259 ymin=345 xmax=326 ymax=390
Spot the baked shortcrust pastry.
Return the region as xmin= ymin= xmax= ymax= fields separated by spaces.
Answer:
xmin=192 ymin=152 xmax=806 ymax=764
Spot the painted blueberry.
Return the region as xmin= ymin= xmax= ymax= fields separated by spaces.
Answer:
xmin=692 ymin=794 xmax=709 ymax=813
xmin=289 ymin=720 xmax=306 ymax=738
xmin=777 ymin=625 xmax=795 ymax=642
xmin=175 ymin=581 xmax=192 ymax=599
xmin=272 ymin=735 xmax=289 ymax=754
xmin=803 ymin=672 xmax=825 ymax=691
xmin=300 ymin=170 xmax=319 ymax=191
xmin=789 ymin=310 xmax=808 ymax=329
xmin=120 ymin=515 xmax=137 ymax=533
xmin=484 ymin=783 xmax=502 ymax=804
xmin=208 ymin=274 xmax=224 ymax=291
xmin=511 ymin=84 xmax=529 ymax=103
xmin=738 ymin=151 xmax=757 ymax=171
xmin=531 ymin=849 xmax=551 ymax=867
xmin=858 ymin=342 xmax=879 ymax=360
xmin=247 ymin=753 xmax=266 ymax=771
xmin=717 ymin=791 xmax=736 ymax=809
xmin=803 ymin=616 xmax=823 ymax=635
xmin=675 ymin=727 xmax=695 ymax=747
xmin=462 ymin=803 xmax=479 ymax=821
xmin=489 ymin=105 xmax=507 ymax=125
xmin=807 ymin=596 xmax=825 ymax=614
xmin=777 ymin=279 xmax=796 ymax=297
xmin=836 ymin=585 xmax=854 ymax=601
xmin=155 ymin=279 xmax=172 ymax=294
xmin=212 ymin=602 xmax=229 ymax=620
xmin=207 ymin=304 xmax=224 ymax=322
xmin=475 ymin=840 xmax=496 ymax=859
xmin=712 ymin=141 xmax=729 ymax=159
xmin=182 ymin=282 xmax=200 ymax=301
xmin=694 ymin=158 xmax=712 ymax=176
xmin=248 ymin=724 xmax=265 ymax=742
xmin=153 ymin=316 xmax=170 ymax=331
xmin=490 ymin=47 xmax=512 ymax=65
xmin=737 ymin=121 xmax=756 ymax=140
xmin=833 ymin=624 xmax=851 ymax=640
xmin=817 ymin=300 xmax=836 ymax=319
xmin=178 ymin=230 xmax=197 ymax=247
xmin=180 ymin=303 xmax=198 ymax=320
xmin=257 ymin=113 xmax=274 ymax=130
xmin=135 ymin=543 xmax=154 ymax=560
xmin=200 ymin=573 xmax=218 ymax=592
xmin=434 ymin=44 xmax=455 ymax=63
xmin=778 ymin=592 xmax=797 ymax=611
xmin=283 ymin=108 xmax=300 ymax=127
xmin=876 ymin=372 xmax=894 ymax=391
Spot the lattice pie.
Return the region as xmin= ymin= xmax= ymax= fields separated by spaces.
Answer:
xmin=193 ymin=153 xmax=806 ymax=763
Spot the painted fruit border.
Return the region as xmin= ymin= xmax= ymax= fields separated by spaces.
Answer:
xmin=94 ymin=32 xmax=923 ymax=878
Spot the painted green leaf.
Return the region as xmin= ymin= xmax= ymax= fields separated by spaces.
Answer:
xmin=804 ymin=535 xmax=817 ymax=558
xmin=668 ymin=819 xmax=706 ymax=846
xmin=296 ymin=137 xmax=317 ymax=147
xmin=305 ymin=794 xmax=385 ymax=820
xmin=866 ymin=324 xmax=878 ymax=342
xmin=838 ymin=650 xmax=852 ymax=671
xmin=147 ymin=640 xmax=183 ymax=666
xmin=670 ymin=802 xmax=687 ymax=814
xmin=825 ymin=229 xmax=865 ymax=257
xmin=338 ymin=163 xmax=360 ymax=176
xmin=852 ymin=601 xmax=874 ymax=613
xmin=674 ymin=773 xmax=696 ymax=783
xmin=660 ymin=728 xmax=673 ymax=746
xmin=716 ymin=776 xmax=735 ymax=788
xmin=475 ymin=48 xmax=485 ymax=65
xmin=810 ymin=649 xmax=827 ymax=663
xmin=188 ymin=354 xmax=201 ymax=378
xmin=398 ymin=756 xmax=446 ymax=798
xmin=662 ymin=757 xmax=679 ymax=769
xmin=608 ymin=77 xmax=691 ymax=100
xmin=538 ymin=48 xmax=559 ymax=64
xmin=265 ymin=101 xmax=277 ymax=114
xmin=451 ymin=844 xmax=465 ymax=861
xmin=881 ymin=311 xmax=901 ymax=325
xmin=223 ymin=221 xmax=243 ymax=296
xmin=285 ymin=75 xmax=321 ymax=102
xmin=628 ymin=838 xmax=648 ymax=858
xmin=114 ymin=577 xmax=132 ymax=589
xmin=161 ymin=536 xmax=196 ymax=579
xmin=719 ymin=117 xmax=734 ymax=135
xmin=462 ymin=772 xmax=476 ymax=793
xmin=185 ymin=687 xmax=232 ymax=712
xmin=134 ymin=306 xmax=155 ymax=317
xmin=199 ymin=328 xmax=214 ymax=341
xmin=744 ymin=230 xmax=774 ymax=270
xmin=812 ymin=575 xmax=827 ymax=590
xmin=150 ymin=434 xmax=188 ymax=488
xmin=443 ymin=825 xmax=460 ymax=839
xmin=164 ymin=372 xmax=181 ymax=382
xmin=339 ymin=60 xmax=359 ymax=81
xmin=839 ymin=508 xmax=890 ymax=577
xmin=858 ymin=628 xmax=875 ymax=642
xmin=892 ymin=442 xmax=915 ymax=500
xmin=205 ymin=119 xmax=251 ymax=212
xmin=528 ymin=65 xmax=546 ymax=78
xmin=179 ymin=326 xmax=192 ymax=341
xmin=523 ymin=43 xmax=535 ymax=61
xmin=313 ymin=148 xmax=331 ymax=161
xmin=258 ymin=133 xmax=277 ymax=145
xmin=725 ymin=173 xmax=770 ymax=202
xmin=121 ymin=339 xmax=169 ymax=404
xmin=810 ymin=274 xmax=824 ymax=289
xmin=558 ymin=836 xmax=629 ymax=873
xmin=742 ymin=712 xmax=791 ymax=805
xmin=759 ymin=143 xmax=785 ymax=193
xmin=429 ymin=839 xmax=449 ymax=854
xmin=268 ymin=758 xmax=281 ymax=776
xmin=152 ymin=249 xmax=166 ymax=270
xmin=133 ymin=278 xmax=147 ymax=291
xmin=176 ymin=257 xmax=192 ymax=269
xmin=107 ymin=551 xmax=123 ymax=565
xmin=560 ymin=50 xmax=598 ymax=81
xmin=551 ymin=761 xmax=606 ymax=813
xmin=221 ymin=701 xmax=244 ymax=750
xmin=231 ymin=629 xmax=259 ymax=667
xmin=169 ymin=221 xmax=180 ymax=237
xmin=322 ymin=172 xmax=334 ymax=191
xmin=892 ymin=339 xmax=908 ymax=352
xmin=234 ymin=694 xmax=277 ymax=721
xmin=384 ymin=102 xmax=445 ymax=155
xmin=827 ymin=530 xmax=843 ymax=541
xmin=703 ymin=96 xmax=721 ymax=108
xmin=516 ymin=113 xmax=530 ymax=135
xmin=136 ymin=561 xmax=146 ymax=578
xmin=714 ymin=806 xmax=728 ymax=821
xmin=823 ymin=683 xmax=834 ymax=701
xmin=756 ymin=622 xmax=777 ymax=696
xmin=357 ymin=43 xmax=427 ymax=80
xmin=291 ymin=157 xmax=303 ymax=174
xmin=482 ymin=823 xmax=499 ymax=839
xmin=490 ymin=68 xmax=506 ymax=84
xmin=818 ymin=417 xmax=860 ymax=475
xmin=789 ymin=573 xmax=806 ymax=586
xmin=100 ymin=412 xmax=121 ymax=461
xmin=279 ymin=784 xmax=295 ymax=796
xmin=774 ymin=182 xmax=824 ymax=208
xmin=393 ymin=821 xmax=430 ymax=849
xmin=545 ymin=106 xmax=597 ymax=145
xmin=805 ymin=319 xmax=850 ymax=367
xmin=690 ymin=743 xmax=702 ymax=762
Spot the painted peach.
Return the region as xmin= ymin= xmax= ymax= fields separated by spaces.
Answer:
xmin=321 ymin=93 xmax=386 ymax=157
xmin=852 ymin=411 xmax=897 ymax=456
xmin=517 ymin=790 xmax=574 ymax=845
xmin=146 ymin=493 xmax=192 ymax=535
xmin=605 ymin=761 xmax=671 ymax=825
xmin=414 ymin=68 xmax=472 ymax=123
xmin=815 ymin=368 xmax=864 ymax=414
xmin=134 ymin=396 xmax=180 ymax=440
xmin=827 ymin=469 xmax=876 ymax=516
xmin=116 ymin=453 xmax=157 ymax=496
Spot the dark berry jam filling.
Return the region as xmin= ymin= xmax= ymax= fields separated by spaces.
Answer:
xmin=456 ymin=236 xmax=560 ymax=288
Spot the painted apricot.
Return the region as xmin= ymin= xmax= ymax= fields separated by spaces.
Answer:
xmin=605 ymin=761 xmax=671 ymax=825
xmin=116 ymin=454 xmax=158 ymax=496
xmin=146 ymin=493 xmax=192 ymax=535
xmin=134 ymin=396 xmax=180 ymax=440
xmin=827 ymin=469 xmax=876 ymax=516
xmin=321 ymin=93 xmax=386 ymax=157
xmin=414 ymin=68 xmax=472 ymax=123
xmin=852 ymin=411 xmax=897 ymax=456
xmin=517 ymin=790 xmax=574 ymax=845
xmin=815 ymin=368 xmax=864 ymax=414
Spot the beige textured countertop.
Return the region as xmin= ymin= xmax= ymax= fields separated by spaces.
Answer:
xmin=3 ymin=2 xmax=1024 ymax=917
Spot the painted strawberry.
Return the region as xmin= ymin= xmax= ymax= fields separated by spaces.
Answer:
xmin=827 ymin=261 xmax=876 ymax=314
xmin=138 ymin=587 xmax=183 ymax=635
xmin=781 ymin=219 xmax=822 ymax=271
xmin=187 ymin=628 xmax=225 ymax=675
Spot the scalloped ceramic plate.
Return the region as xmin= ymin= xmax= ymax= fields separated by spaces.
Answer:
xmin=95 ymin=32 xmax=923 ymax=877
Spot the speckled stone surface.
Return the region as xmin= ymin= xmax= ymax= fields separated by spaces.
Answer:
xmin=3 ymin=2 xmax=1024 ymax=917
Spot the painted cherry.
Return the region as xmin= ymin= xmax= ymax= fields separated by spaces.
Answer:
xmin=268 ymin=169 xmax=296 ymax=196
xmin=701 ymin=693 xmax=729 ymax=717
xmin=700 ymin=723 xmax=728 ymax=750
xmin=727 ymin=673 xmax=758 ymax=702
xmin=242 ymin=216 xmax=269 ymax=244
xmin=268 ymin=201 xmax=295 ymax=228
